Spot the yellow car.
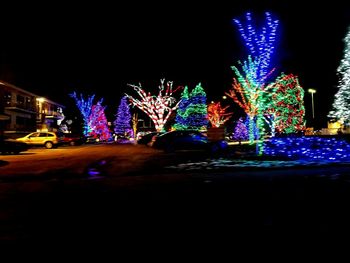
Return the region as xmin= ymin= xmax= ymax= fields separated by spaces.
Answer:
xmin=16 ymin=132 xmax=60 ymax=149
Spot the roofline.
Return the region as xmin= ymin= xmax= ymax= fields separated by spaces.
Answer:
xmin=0 ymin=80 xmax=65 ymax=108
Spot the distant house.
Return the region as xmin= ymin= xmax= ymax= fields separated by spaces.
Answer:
xmin=0 ymin=80 xmax=65 ymax=136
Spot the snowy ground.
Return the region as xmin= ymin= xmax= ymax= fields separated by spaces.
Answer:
xmin=165 ymin=158 xmax=350 ymax=171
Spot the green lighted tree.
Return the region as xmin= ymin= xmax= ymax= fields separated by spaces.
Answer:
xmin=264 ymin=73 xmax=305 ymax=135
xmin=328 ymin=26 xmax=350 ymax=125
xmin=185 ymin=83 xmax=208 ymax=130
xmin=173 ymin=86 xmax=189 ymax=130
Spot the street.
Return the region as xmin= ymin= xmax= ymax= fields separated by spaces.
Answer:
xmin=1 ymin=143 xmax=350 ymax=245
xmin=0 ymin=143 xmax=164 ymax=177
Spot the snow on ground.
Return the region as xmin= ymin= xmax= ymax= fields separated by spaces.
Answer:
xmin=166 ymin=158 xmax=350 ymax=171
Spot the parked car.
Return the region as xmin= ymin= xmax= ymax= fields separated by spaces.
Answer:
xmin=150 ymin=130 xmax=209 ymax=152
xmin=137 ymin=131 xmax=163 ymax=145
xmin=16 ymin=132 xmax=61 ymax=149
xmin=59 ymin=133 xmax=86 ymax=146
xmin=85 ymin=136 xmax=99 ymax=144
xmin=0 ymin=137 xmax=29 ymax=154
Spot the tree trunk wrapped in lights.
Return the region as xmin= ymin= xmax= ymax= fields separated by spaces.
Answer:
xmin=125 ymin=79 xmax=182 ymax=132
xmin=230 ymin=11 xmax=279 ymax=154
xmin=132 ymin=113 xmax=138 ymax=139
xmin=226 ymin=57 xmax=274 ymax=145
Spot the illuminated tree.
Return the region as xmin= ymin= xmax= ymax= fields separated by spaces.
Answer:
xmin=125 ymin=79 xmax=181 ymax=132
xmin=114 ymin=96 xmax=132 ymax=136
xmin=70 ymin=92 xmax=95 ymax=136
xmin=207 ymin=101 xmax=233 ymax=128
xmin=88 ymin=101 xmax=111 ymax=141
xmin=185 ymin=83 xmax=208 ymax=130
xmin=226 ymin=57 xmax=274 ymax=144
xmin=264 ymin=73 xmax=305 ymax=134
xmin=328 ymin=26 xmax=350 ymax=125
xmin=173 ymin=86 xmax=190 ymax=130
xmin=230 ymin=11 xmax=279 ymax=155
xmin=233 ymin=11 xmax=279 ymax=84
xmin=234 ymin=117 xmax=249 ymax=143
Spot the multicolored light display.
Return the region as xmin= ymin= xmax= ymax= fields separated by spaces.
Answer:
xmin=88 ymin=100 xmax=111 ymax=141
xmin=173 ymin=86 xmax=190 ymax=130
xmin=264 ymin=73 xmax=305 ymax=135
xmin=173 ymin=83 xmax=208 ymax=131
xmin=125 ymin=79 xmax=182 ymax=132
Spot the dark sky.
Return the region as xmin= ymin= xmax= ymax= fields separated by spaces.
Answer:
xmin=1 ymin=1 xmax=350 ymax=126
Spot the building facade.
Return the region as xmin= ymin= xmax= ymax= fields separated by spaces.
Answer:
xmin=0 ymin=80 xmax=65 ymax=136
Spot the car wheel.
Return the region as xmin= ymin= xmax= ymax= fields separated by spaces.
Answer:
xmin=45 ymin=141 xmax=54 ymax=149
xmin=69 ymin=141 xmax=76 ymax=146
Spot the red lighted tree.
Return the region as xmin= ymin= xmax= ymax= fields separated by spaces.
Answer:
xmin=88 ymin=101 xmax=111 ymax=141
xmin=207 ymin=101 xmax=233 ymax=128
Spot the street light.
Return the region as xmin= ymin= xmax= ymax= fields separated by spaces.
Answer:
xmin=308 ymin=89 xmax=316 ymax=119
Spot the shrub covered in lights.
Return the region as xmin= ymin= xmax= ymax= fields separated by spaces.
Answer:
xmin=264 ymin=137 xmax=350 ymax=161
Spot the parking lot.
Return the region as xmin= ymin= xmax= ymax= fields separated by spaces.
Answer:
xmin=0 ymin=143 xmax=164 ymax=177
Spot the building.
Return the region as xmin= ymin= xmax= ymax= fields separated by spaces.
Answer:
xmin=0 ymin=80 xmax=65 ymax=136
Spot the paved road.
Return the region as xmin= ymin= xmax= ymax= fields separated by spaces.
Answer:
xmin=0 ymin=143 xmax=164 ymax=177
xmin=1 ymin=143 xmax=350 ymax=245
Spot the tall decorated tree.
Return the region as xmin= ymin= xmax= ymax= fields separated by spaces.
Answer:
xmin=185 ymin=83 xmax=208 ymax=130
xmin=233 ymin=12 xmax=279 ymax=85
xmin=70 ymin=92 xmax=95 ymax=136
xmin=229 ymin=12 xmax=279 ymax=155
xmin=88 ymin=101 xmax=111 ymax=141
xmin=114 ymin=96 xmax=132 ymax=136
xmin=173 ymin=86 xmax=190 ymax=130
xmin=328 ymin=26 xmax=350 ymax=125
xmin=125 ymin=79 xmax=181 ymax=132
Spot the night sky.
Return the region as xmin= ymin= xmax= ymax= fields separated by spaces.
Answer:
xmin=1 ymin=1 xmax=350 ymax=127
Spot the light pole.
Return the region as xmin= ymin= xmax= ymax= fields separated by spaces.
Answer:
xmin=308 ymin=89 xmax=316 ymax=119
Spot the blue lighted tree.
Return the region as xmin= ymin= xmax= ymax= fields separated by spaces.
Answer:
xmin=173 ymin=86 xmax=189 ymax=130
xmin=114 ymin=96 xmax=132 ymax=136
xmin=233 ymin=12 xmax=279 ymax=84
xmin=231 ymin=11 xmax=279 ymax=154
xmin=70 ymin=92 xmax=96 ymax=136
xmin=186 ymin=83 xmax=208 ymax=130
xmin=234 ymin=117 xmax=249 ymax=143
